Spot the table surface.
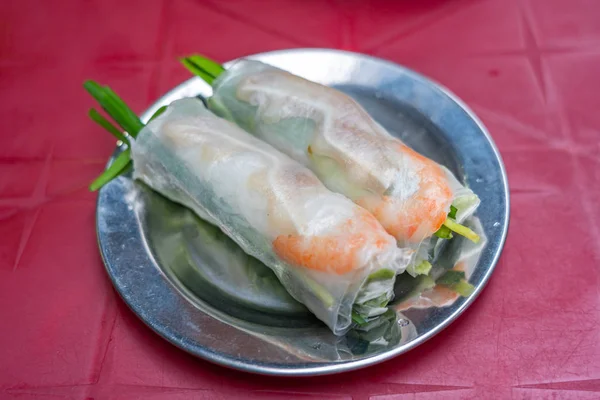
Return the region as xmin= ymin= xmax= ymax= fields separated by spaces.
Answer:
xmin=1 ymin=0 xmax=599 ymax=398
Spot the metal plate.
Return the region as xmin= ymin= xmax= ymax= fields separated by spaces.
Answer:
xmin=96 ymin=49 xmax=509 ymax=376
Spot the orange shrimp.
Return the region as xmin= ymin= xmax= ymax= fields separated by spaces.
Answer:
xmin=233 ymin=65 xmax=454 ymax=244
xmin=358 ymin=143 xmax=453 ymax=244
xmin=396 ymin=285 xmax=459 ymax=310
xmin=272 ymin=211 xmax=391 ymax=275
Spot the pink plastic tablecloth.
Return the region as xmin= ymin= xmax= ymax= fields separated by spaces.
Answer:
xmin=1 ymin=0 xmax=599 ymax=398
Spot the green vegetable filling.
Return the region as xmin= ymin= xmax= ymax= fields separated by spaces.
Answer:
xmin=448 ymin=205 xmax=458 ymax=219
xmin=406 ymin=260 xmax=432 ymax=277
xmin=366 ymin=268 xmax=395 ymax=282
xmin=436 ymin=270 xmax=475 ymax=297
xmin=351 ymin=311 xmax=367 ymax=325
xmin=437 ymin=270 xmax=466 ymax=285
xmin=180 ymin=55 xmax=225 ymax=85
xmin=434 ymin=204 xmax=479 ymax=243
xmin=84 ymin=81 xmax=169 ymax=191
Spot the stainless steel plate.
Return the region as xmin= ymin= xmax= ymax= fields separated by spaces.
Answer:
xmin=96 ymin=49 xmax=509 ymax=376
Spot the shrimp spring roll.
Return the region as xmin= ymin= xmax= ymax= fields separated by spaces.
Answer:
xmin=85 ymin=82 xmax=412 ymax=335
xmin=181 ymin=56 xmax=481 ymax=276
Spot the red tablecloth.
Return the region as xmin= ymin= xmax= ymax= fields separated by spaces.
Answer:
xmin=1 ymin=0 xmax=599 ymax=398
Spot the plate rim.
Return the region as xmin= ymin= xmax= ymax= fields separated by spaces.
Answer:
xmin=96 ymin=48 xmax=510 ymax=376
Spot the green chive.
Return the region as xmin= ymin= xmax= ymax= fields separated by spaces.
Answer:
xmin=366 ymin=268 xmax=395 ymax=283
xmin=352 ymin=311 xmax=367 ymax=325
xmin=443 ymin=218 xmax=480 ymax=243
xmin=84 ymin=80 xmax=144 ymax=138
xmin=180 ymin=57 xmax=218 ymax=85
xmin=180 ymin=55 xmax=226 ymax=86
xmin=407 ymin=260 xmax=432 ymax=277
xmin=89 ymin=108 xmax=129 ymax=144
xmin=186 ymin=54 xmax=225 ymax=78
xmin=148 ymin=105 xmax=168 ymax=122
xmin=103 ymin=86 xmax=144 ymax=137
xmin=89 ymin=149 xmax=132 ymax=191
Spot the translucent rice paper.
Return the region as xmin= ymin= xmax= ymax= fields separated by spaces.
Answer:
xmin=142 ymin=188 xmax=418 ymax=361
xmin=396 ymin=217 xmax=488 ymax=311
xmin=130 ymin=98 xmax=411 ymax=335
xmin=208 ymin=60 xmax=480 ymax=253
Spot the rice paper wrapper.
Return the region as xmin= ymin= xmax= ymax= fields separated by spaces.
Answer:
xmin=141 ymin=192 xmax=418 ymax=361
xmin=395 ymin=216 xmax=488 ymax=310
xmin=130 ymin=98 xmax=411 ymax=335
xmin=208 ymin=60 xmax=481 ymax=257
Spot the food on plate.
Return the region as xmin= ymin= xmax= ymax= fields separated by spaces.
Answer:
xmin=181 ymin=55 xmax=481 ymax=280
xmin=84 ymin=81 xmax=412 ymax=335
xmin=395 ymin=216 xmax=487 ymax=309
xmin=143 ymin=190 xmax=418 ymax=359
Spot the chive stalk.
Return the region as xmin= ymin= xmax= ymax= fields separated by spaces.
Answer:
xmin=84 ymin=80 xmax=167 ymax=191
xmin=442 ymin=218 xmax=480 ymax=243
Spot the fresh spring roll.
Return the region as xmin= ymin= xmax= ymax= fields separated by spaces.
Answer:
xmin=185 ymin=58 xmax=480 ymax=271
xmin=88 ymin=89 xmax=412 ymax=335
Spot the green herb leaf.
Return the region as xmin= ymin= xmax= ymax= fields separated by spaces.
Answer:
xmin=407 ymin=260 xmax=432 ymax=277
xmin=103 ymin=85 xmax=144 ymax=137
xmin=89 ymin=149 xmax=132 ymax=191
xmin=366 ymin=268 xmax=395 ymax=283
xmin=434 ymin=225 xmax=453 ymax=239
xmin=186 ymin=54 xmax=225 ymax=78
xmin=443 ymin=218 xmax=480 ymax=243
xmin=448 ymin=205 xmax=458 ymax=219
xmin=363 ymin=293 xmax=390 ymax=308
xmin=434 ymin=205 xmax=459 ymax=239
xmin=395 ymin=274 xmax=436 ymax=301
xmin=449 ymin=280 xmax=475 ymax=297
xmin=181 ymin=58 xmax=215 ymax=85
xmin=180 ymin=58 xmax=218 ymax=85
xmin=352 ymin=311 xmax=367 ymax=325
xmin=298 ymin=272 xmax=334 ymax=307
xmin=84 ymin=80 xmax=144 ymax=138
xmin=180 ymin=55 xmax=225 ymax=85
xmin=85 ymin=81 xmax=147 ymax=191
xmin=89 ymin=108 xmax=129 ymax=144
xmin=437 ymin=270 xmax=474 ymax=297
xmin=148 ymin=105 xmax=168 ymax=122
xmin=437 ymin=270 xmax=466 ymax=285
